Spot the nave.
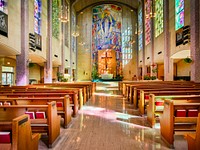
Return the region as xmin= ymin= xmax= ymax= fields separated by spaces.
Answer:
xmin=39 ymin=82 xmax=187 ymax=150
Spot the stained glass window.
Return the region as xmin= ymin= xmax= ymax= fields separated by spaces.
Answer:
xmin=71 ymin=13 xmax=76 ymax=52
xmin=155 ymin=0 xmax=163 ymax=37
xmin=52 ymin=0 xmax=60 ymax=38
xmin=0 ymin=0 xmax=7 ymax=14
xmin=138 ymin=5 xmax=143 ymax=51
xmin=175 ymin=0 xmax=184 ymax=30
xmin=34 ymin=0 xmax=42 ymax=35
xmin=145 ymin=0 xmax=151 ymax=45
xmin=122 ymin=24 xmax=133 ymax=67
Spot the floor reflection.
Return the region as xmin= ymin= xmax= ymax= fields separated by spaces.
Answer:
xmin=39 ymin=82 xmax=188 ymax=150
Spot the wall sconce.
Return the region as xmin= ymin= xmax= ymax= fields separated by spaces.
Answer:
xmin=59 ymin=0 xmax=69 ymax=22
xmin=72 ymin=25 xmax=80 ymax=37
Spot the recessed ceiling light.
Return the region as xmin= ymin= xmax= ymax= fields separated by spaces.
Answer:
xmin=7 ymin=62 xmax=10 ymax=64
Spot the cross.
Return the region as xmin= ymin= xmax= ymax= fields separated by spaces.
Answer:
xmin=101 ymin=50 xmax=112 ymax=71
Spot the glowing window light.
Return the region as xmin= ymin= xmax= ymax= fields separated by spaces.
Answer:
xmin=175 ymin=0 xmax=184 ymax=30
xmin=138 ymin=5 xmax=143 ymax=51
xmin=34 ymin=0 xmax=42 ymax=35
xmin=145 ymin=0 xmax=151 ymax=45
xmin=155 ymin=0 xmax=163 ymax=37
xmin=0 ymin=0 xmax=7 ymax=14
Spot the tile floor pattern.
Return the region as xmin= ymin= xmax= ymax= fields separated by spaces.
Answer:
xmin=39 ymin=82 xmax=188 ymax=150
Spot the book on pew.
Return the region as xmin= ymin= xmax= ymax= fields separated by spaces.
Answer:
xmin=144 ymin=95 xmax=149 ymax=100
xmin=176 ymin=109 xmax=186 ymax=117
xmin=187 ymin=109 xmax=199 ymax=117
xmin=56 ymin=102 xmax=63 ymax=107
xmin=25 ymin=111 xmax=35 ymax=119
xmin=35 ymin=112 xmax=46 ymax=119
xmin=0 ymin=132 xmax=11 ymax=143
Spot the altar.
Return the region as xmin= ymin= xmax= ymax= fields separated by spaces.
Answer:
xmin=101 ymin=74 xmax=113 ymax=80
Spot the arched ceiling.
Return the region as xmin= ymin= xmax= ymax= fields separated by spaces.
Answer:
xmin=72 ymin=0 xmax=139 ymax=13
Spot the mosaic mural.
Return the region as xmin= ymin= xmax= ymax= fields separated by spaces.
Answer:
xmin=92 ymin=4 xmax=122 ymax=77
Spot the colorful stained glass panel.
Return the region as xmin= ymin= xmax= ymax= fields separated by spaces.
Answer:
xmin=0 ymin=0 xmax=7 ymax=14
xmin=155 ymin=0 xmax=163 ymax=37
xmin=138 ymin=5 xmax=143 ymax=51
xmin=34 ymin=0 xmax=42 ymax=35
xmin=175 ymin=0 xmax=184 ymax=30
xmin=145 ymin=0 xmax=151 ymax=45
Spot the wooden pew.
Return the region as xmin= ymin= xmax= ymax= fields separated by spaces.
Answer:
xmin=139 ymin=89 xmax=200 ymax=115
xmin=131 ymin=85 xmax=200 ymax=107
xmin=147 ymin=94 xmax=200 ymax=127
xmin=32 ymin=82 xmax=92 ymax=103
xmin=0 ymin=101 xmax=61 ymax=148
xmin=0 ymin=114 xmax=40 ymax=150
xmin=186 ymin=113 xmax=200 ymax=150
xmin=0 ymin=92 xmax=79 ymax=117
xmin=0 ymin=87 xmax=84 ymax=110
xmin=0 ymin=96 xmax=72 ymax=128
xmin=160 ymin=100 xmax=200 ymax=148
xmin=122 ymin=81 xmax=200 ymax=103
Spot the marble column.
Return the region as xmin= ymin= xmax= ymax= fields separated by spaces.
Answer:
xmin=68 ymin=2 xmax=73 ymax=81
xmin=44 ymin=0 xmax=53 ymax=83
xmin=16 ymin=0 xmax=29 ymax=85
xmin=164 ymin=0 xmax=173 ymax=81
xmin=190 ymin=0 xmax=200 ymax=82
xmin=59 ymin=22 xmax=65 ymax=74
xmin=142 ymin=0 xmax=146 ymax=79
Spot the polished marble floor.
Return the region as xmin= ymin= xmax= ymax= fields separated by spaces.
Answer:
xmin=39 ymin=82 xmax=188 ymax=150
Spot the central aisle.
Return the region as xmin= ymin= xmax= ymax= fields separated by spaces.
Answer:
xmin=39 ymin=82 xmax=187 ymax=150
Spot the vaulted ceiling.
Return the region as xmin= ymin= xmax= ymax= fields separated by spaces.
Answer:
xmin=71 ymin=0 xmax=139 ymax=13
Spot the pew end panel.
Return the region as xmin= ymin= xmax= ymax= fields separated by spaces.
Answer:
xmin=160 ymin=100 xmax=175 ymax=149
xmin=12 ymin=114 xmax=41 ymax=150
xmin=186 ymin=113 xmax=200 ymax=150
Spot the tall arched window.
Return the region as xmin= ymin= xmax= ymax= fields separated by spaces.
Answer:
xmin=175 ymin=0 xmax=184 ymax=30
xmin=145 ymin=0 xmax=151 ymax=45
xmin=34 ymin=0 xmax=42 ymax=35
xmin=138 ymin=5 xmax=143 ymax=51
xmin=0 ymin=0 xmax=7 ymax=13
xmin=155 ymin=0 xmax=163 ymax=37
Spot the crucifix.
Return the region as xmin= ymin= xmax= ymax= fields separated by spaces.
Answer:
xmin=101 ymin=50 xmax=112 ymax=72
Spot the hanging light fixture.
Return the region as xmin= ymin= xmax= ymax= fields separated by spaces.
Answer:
xmin=59 ymin=0 xmax=69 ymax=22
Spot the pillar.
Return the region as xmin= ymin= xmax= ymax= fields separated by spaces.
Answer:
xmin=44 ymin=0 xmax=53 ymax=83
xmin=190 ymin=0 xmax=200 ymax=82
xmin=164 ymin=0 xmax=173 ymax=81
xmin=16 ymin=0 xmax=29 ymax=85
xmin=142 ymin=0 xmax=146 ymax=79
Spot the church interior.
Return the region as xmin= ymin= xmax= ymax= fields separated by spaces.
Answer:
xmin=0 ymin=0 xmax=200 ymax=149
